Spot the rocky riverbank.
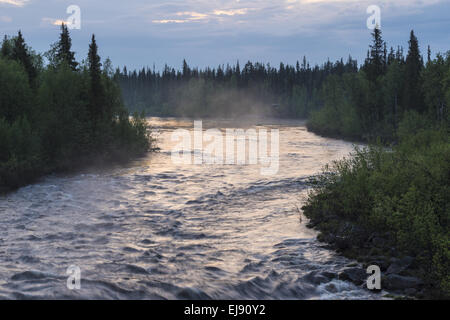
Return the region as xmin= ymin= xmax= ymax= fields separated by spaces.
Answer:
xmin=301 ymin=123 xmax=450 ymax=300
xmin=306 ymin=215 xmax=428 ymax=299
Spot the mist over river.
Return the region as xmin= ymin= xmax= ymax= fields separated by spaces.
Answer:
xmin=0 ymin=118 xmax=385 ymax=299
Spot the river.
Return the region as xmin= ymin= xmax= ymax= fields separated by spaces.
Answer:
xmin=0 ymin=118 xmax=384 ymax=299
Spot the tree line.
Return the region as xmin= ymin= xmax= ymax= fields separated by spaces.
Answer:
xmin=0 ymin=25 xmax=150 ymax=192
xmin=118 ymin=28 xmax=449 ymax=143
xmin=308 ymin=28 xmax=449 ymax=141
xmin=117 ymin=55 xmax=358 ymax=119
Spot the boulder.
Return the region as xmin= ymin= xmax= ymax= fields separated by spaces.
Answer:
xmin=302 ymin=270 xmax=336 ymax=285
xmin=325 ymin=283 xmax=338 ymax=293
xmin=338 ymin=267 xmax=367 ymax=285
xmin=365 ymin=257 xmax=390 ymax=271
xmin=386 ymin=256 xmax=414 ymax=275
xmin=383 ymin=274 xmax=423 ymax=291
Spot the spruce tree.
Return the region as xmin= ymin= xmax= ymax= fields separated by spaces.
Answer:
xmin=387 ymin=47 xmax=395 ymax=65
xmin=12 ymin=31 xmax=36 ymax=85
xmin=88 ymin=34 xmax=104 ymax=120
xmin=56 ymin=23 xmax=78 ymax=71
xmin=182 ymin=59 xmax=190 ymax=80
xmin=403 ymin=30 xmax=424 ymax=112
xmin=1 ymin=35 xmax=11 ymax=58
xmin=366 ymin=27 xmax=385 ymax=82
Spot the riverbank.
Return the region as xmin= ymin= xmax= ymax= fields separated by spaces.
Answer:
xmin=302 ymin=124 xmax=449 ymax=299
xmin=0 ymin=143 xmax=152 ymax=195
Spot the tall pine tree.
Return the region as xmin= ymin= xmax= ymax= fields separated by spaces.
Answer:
xmin=56 ymin=23 xmax=78 ymax=71
xmin=365 ymin=26 xmax=386 ymax=82
xmin=88 ymin=34 xmax=104 ymax=121
xmin=1 ymin=35 xmax=12 ymax=58
xmin=12 ymin=31 xmax=36 ymax=86
xmin=403 ymin=30 xmax=424 ymax=112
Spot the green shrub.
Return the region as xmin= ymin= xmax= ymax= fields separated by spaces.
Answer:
xmin=303 ymin=128 xmax=450 ymax=298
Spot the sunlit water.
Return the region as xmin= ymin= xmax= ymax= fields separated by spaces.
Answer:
xmin=0 ymin=118 xmax=384 ymax=299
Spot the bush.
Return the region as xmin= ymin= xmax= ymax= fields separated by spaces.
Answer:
xmin=302 ymin=128 xmax=450 ymax=298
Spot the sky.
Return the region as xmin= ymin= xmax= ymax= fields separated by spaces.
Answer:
xmin=1 ymin=0 xmax=450 ymax=71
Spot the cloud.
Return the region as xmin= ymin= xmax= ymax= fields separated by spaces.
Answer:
xmin=153 ymin=11 xmax=209 ymax=24
xmin=1 ymin=0 xmax=448 ymax=71
xmin=213 ymin=9 xmax=249 ymax=16
xmin=176 ymin=11 xmax=209 ymax=20
xmin=0 ymin=0 xmax=29 ymax=7
xmin=151 ymin=5 xmax=252 ymax=24
xmin=153 ymin=19 xmax=189 ymax=24
xmin=0 ymin=15 xmax=13 ymax=22
xmin=41 ymin=17 xmax=69 ymax=27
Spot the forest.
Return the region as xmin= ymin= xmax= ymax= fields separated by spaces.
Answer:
xmin=117 ymin=28 xmax=448 ymax=143
xmin=0 ymin=25 xmax=151 ymax=193
xmin=300 ymin=30 xmax=448 ymax=298
xmin=117 ymin=52 xmax=358 ymax=120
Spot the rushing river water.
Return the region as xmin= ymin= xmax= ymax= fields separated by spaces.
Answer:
xmin=0 ymin=118 xmax=385 ymax=299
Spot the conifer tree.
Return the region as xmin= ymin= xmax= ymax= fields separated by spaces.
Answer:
xmin=403 ymin=30 xmax=424 ymax=112
xmin=365 ymin=26 xmax=386 ymax=82
xmin=56 ymin=23 xmax=78 ymax=71
xmin=88 ymin=34 xmax=104 ymax=120
xmin=12 ymin=31 xmax=36 ymax=85
xmin=182 ymin=59 xmax=190 ymax=80
xmin=1 ymin=35 xmax=11 ymax=58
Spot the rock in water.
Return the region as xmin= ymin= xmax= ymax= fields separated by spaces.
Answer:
xmin=338 ymin=267 xmax=367 ymax=285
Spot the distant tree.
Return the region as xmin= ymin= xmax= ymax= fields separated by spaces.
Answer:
xmin=403 ymin=30 xmax=424 ymax=112
xmin=12 ymin=31 xmax=37 ymax=85
xmin=365 ymin=26 xmax=386 ymax=82
xmin=387 ymin=47 xmax=396 ymax=65
xmin=1 ymin=35 xmax=12 ymax=58
xmin=103 ymin=57 xmax=113 ymax=77
xmin=87 ymin=34 xmax=104 ymax=120
xmin=422 ymin=53 xmax=446 ymax=121
xmin=55 ymin=23 xmax=78 ymax=71
xmin=427 ymin=45 xmax=432 ymax=64
xmin=396 ymin=46 xmax=405 ymax=63
xmin=182 ymin=59 xmax=190 ymax=80
xmin=235 ymin=60 xmax=240 ymax=75
xmin=382 ymin=60 xmax=405 ymax=130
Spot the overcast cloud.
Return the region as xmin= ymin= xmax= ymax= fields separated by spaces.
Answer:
xmin=1 ymin=0 xmax=449 ymax=70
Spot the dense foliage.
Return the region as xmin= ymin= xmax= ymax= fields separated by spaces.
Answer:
xmin=0 ymin=26 xmax=151 ymax=193
xmin=302 ymin=29 xmax=449 ymax=298
xmin=119 ymin=28 xmax=448 ymax=144
xmin=302 ymin=123 xmax=449 ymax=298
xmin=117 ymin=57 xmax=358 ymax=118
xmin=308 ymin=29 xmax=449 ymax=142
